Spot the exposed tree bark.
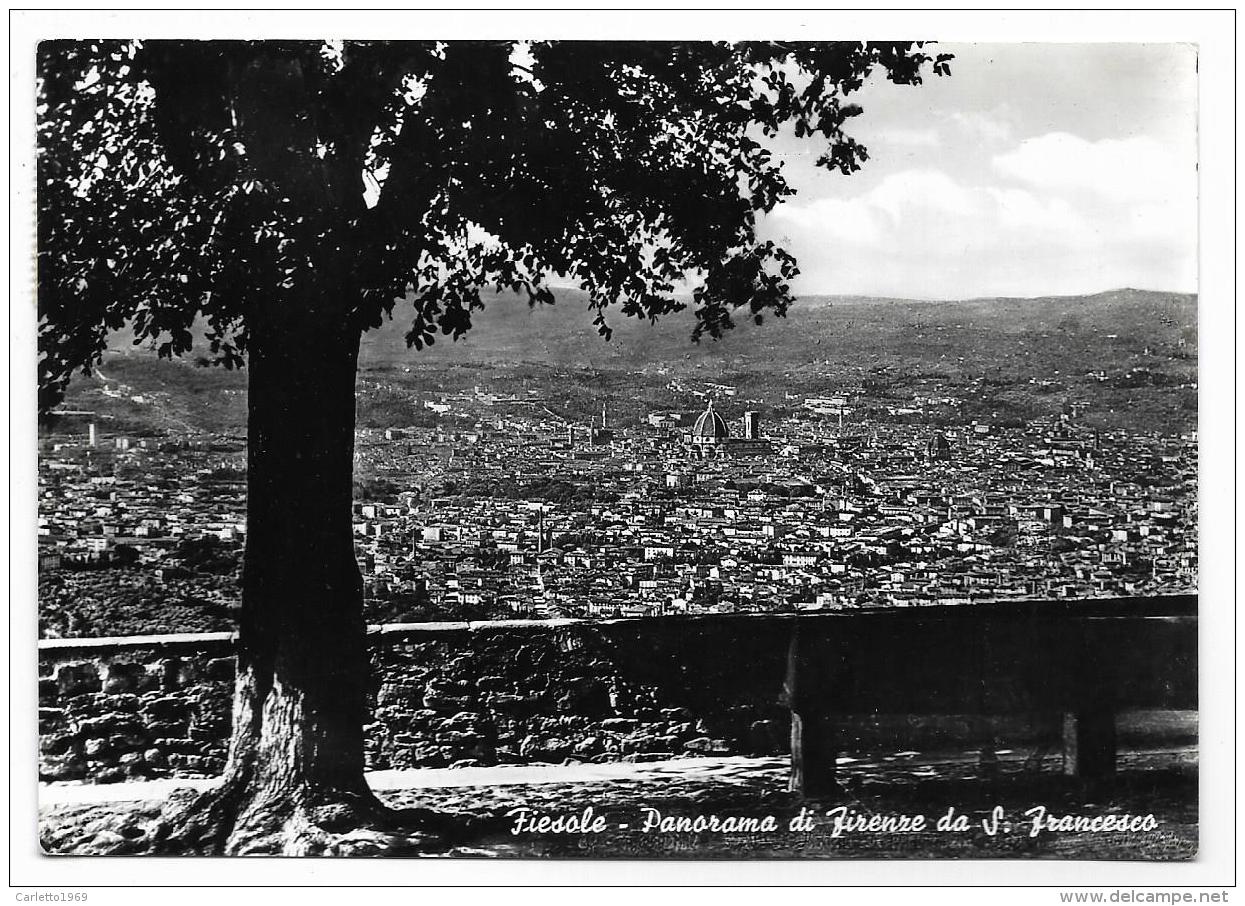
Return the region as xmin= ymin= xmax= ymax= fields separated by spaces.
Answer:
xmin=151 ymin=267 xmax=454 ymax=855
xmin=230 ymin=280 xmax=371 ymax=852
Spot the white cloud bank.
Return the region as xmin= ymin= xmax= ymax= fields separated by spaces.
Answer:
xmin=993 ymin=132 xmax=1192 ymax=205
xmin=763 ymin=131 xmax=1197 ymax=299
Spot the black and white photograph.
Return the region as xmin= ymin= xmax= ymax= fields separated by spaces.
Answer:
xmin=10 ymin=7 xmax=1235 ymax=898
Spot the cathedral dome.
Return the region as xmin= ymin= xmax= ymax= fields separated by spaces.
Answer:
xmin=692 ymin=401 xmax=729 ymax=440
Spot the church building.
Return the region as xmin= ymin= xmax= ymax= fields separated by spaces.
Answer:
xmin=686 ymin=400 xmax=770 ymax=459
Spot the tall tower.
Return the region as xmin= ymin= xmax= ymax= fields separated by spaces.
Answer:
xmin=537 ymin=509 xmax=546 ymax=554
xmin=743 ymin=411 xmax=760 ymax=440
xmin=88 ymin=423 xmax=96 ymax=448
xmin=600 ymin=402 xmax=608 ymax=431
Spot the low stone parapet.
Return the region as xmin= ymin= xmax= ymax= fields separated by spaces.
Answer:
xmin=38 ymin=615 xmax=794 ymax=783
xmin=37 ymin=597 xmax=1197 ymax=786
xmin=39 ymin=633 xmax=237 ymax=783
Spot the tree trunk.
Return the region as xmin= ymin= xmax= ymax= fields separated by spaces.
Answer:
xmin=152 ymin=278 xmax=447 ymax=855
xmin=229 ymin=295 xmax=372 ymax=851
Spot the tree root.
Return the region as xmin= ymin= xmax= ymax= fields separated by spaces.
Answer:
xmin=224 ymin=788 xmax=473 ymax=856
xmin=43 ymin=781 xmax=483 ymax=857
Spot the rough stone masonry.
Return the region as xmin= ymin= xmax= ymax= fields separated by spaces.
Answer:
xmin=38 ymin=616 xmax=796 ymax=784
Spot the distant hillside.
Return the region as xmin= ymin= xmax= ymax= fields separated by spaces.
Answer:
xmin=357 ymin=286 xmax=1197 ymax=370
xmin=45 ymin=288 xmax=1198 ymax=436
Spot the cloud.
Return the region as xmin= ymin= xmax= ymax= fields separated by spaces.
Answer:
xmin=751 ymin=43 xmax=1198 ymax=298
xmin=876 ymin=127 xmax=941 ymax=149
xmin=761 ymin=147 xmax=1196 ymax=299
xmin=772 ymin=168 xmax=1093 ymax=250
xmin=949 ymin=109 xmax=1015 ymax=146
xmin=992 ymin=132 xmax=1195 ymax=206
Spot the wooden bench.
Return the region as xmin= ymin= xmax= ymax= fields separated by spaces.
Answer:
xmin=783 ymin=595 xmax=1197 ymax=795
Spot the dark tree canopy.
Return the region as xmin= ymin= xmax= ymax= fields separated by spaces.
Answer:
xmin=38 ymin=39 xmax=950 ymax=408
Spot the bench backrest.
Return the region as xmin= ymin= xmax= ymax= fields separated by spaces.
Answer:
xmin=787 ymin=596 xmax=1196 ymax=715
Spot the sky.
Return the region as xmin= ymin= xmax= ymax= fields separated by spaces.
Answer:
xmin=755 ymin=43 xmax=1198 ymax=299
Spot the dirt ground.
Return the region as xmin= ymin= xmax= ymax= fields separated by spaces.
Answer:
xmin=39 ymin=749 xmax=1197 ymax=859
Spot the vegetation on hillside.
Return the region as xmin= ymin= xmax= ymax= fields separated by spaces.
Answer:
xmin=49 ymin=289 xmax=1198 ymax=438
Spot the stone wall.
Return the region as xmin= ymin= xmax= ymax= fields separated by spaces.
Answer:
xmin=38 ymin=615 xmax=797 ymax=784
xmin=39 ymin=633 xmax=237 ymax=783
xmin=38 ymin=599 xmax=1198 ymax=785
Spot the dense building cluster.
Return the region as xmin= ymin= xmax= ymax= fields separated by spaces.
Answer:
xmin=38 ymin=388 xmax=1197 ymax=635
xmin=38 ymin=436 xmax=246 ymax=637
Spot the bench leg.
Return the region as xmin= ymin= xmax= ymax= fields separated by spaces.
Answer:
xmin=785 ymin=622 xmax=845 ymax=797
xmin=978 ymin=745 xmax=1000 ymax=778
xmin=789 ymin=711 xmax=840 ymax=797
xmin=1062 ymin=706 xmax=1117 ymax=782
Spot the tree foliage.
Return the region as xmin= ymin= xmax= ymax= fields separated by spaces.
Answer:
xmin=38 ymin=39 xmax=951 ymax=408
